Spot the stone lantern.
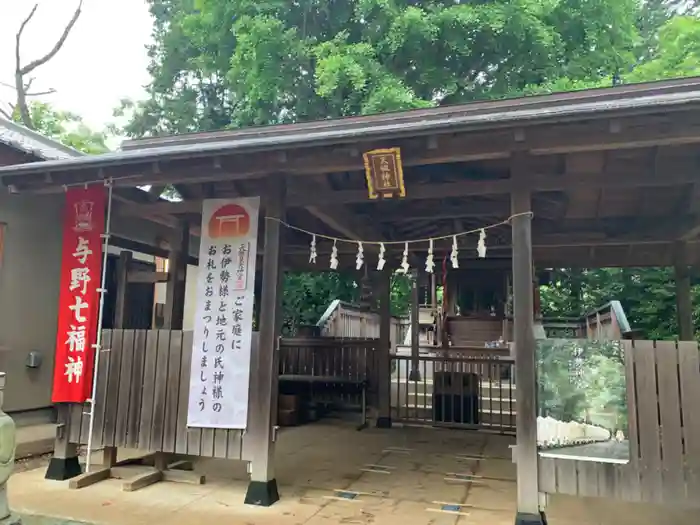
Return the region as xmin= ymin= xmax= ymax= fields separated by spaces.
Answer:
xmin=0 ymin=373 xmax=20 ymax=524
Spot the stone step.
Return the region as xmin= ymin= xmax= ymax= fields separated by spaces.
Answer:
xmin=391 ymin=378 xmax=515 ymax=389
xmin=396 ymin=400 xmax=517 ymax=416
xmin=401 ymin=392 xmax=516 ymax=413
xmin=391 ymin=405 xmax=516 ymax=428
xmin=391 ymin=378 xmax=516 ymax=397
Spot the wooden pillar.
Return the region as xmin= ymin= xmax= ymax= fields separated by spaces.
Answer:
xmin=511 ymin=190 xmax=544 ymax=524
xmin=151 ymin=225 xmax=189 ymax=473
xmin=106 ymin=250 xmax=140 ymax=468
xmin=376 ymin=270 xmax=392 ymax=428
xmin=409 ymin=269 xmax=421 ymax=381
xmin=446 ymin=273 xmax=458 ymax=315
xmin=244 ymin=175 xmax=285 ymax=506
xmin=162 ymin=221 xmax=190 ymax=330
xmin=675 ymin=243 xmax=694 ymax=341
xmin=113 ymin=250 xmax=133 ymax=328
xmin=45 ymin=402 xmax=82 ymax=480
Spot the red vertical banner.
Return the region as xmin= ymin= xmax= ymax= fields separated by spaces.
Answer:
xmin=52 ymin=186 xmax=106 ymax=403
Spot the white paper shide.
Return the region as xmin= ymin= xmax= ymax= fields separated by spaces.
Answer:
xmin=187 ymin=197 xmax=259 ymax=429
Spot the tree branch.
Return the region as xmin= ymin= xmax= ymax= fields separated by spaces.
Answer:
xmin=13 ymin=1 xmax=83 ymax=129
xmin=19 ymin=1 xmax=83 ymax=75
xmin=15 ymin=5 xmax=38 ymax=72
xmin=14 ymin=4 xmax=39 ymax=128
xmin=0 ymin=80 xmax=56 ymax=97
xmin=26 ymin=89 xmax=57 ymax=97
xmin=0 ymin=106 xmax=12 ymax=120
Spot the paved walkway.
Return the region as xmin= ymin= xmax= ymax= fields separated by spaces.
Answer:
xmin=7 ymin=421 xmax=700 ymax=525
xmin=17 ymin=515 xmax=89 ymax=525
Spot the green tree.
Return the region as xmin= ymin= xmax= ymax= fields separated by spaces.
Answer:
xmin=13 ymin=101 xmax=109 ymax=154
xmin=118 ymin=0 xmax=700 ymax=335
xmin=627 ymin=15 xmax=700 ymax=81
xmin=117 ymin=0 xmax=646 ymax=136
xmin=540 ymin=266 xmax=699 ymax=340
xmin=282 ymin=272 xmax=359 ymax=334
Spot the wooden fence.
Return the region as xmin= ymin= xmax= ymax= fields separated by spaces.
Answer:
xmin=66 ymin=330 xmax=379 ymax=460
xmin=279 ymin=337 xmax=379 ymax=405
xmin=317 ymin=300 xmax=409 ymax=346
xmin=539 ymin=340 xmax=700 ymax=507
xmin=541 ymin=300 xmax=633 ymax=340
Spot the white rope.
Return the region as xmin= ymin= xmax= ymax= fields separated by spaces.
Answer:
xmin=264 ymin=211 xmax=533 ymax=245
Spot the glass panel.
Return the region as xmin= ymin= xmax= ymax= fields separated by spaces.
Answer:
xmin=536 ymin=338 xmax=629 ymax=464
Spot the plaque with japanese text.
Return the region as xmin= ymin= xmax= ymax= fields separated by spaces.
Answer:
xmin=363 ymin=147 xmax=406 ymax=199
xmin=187 ymin=197 xmax=260 ymax=429
xmin=52 ymin=186 xmax=106 ymax=403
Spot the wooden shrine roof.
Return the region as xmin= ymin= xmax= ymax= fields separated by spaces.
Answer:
xmin=2 ymin=77 xmax=700 ymax=269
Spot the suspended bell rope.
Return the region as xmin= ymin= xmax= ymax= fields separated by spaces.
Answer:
xmin=265 ymin=211 xmax=533 ymax=273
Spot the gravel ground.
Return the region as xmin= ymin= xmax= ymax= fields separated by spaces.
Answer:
xmin=15 ymin=453 xmax=53 ymax=475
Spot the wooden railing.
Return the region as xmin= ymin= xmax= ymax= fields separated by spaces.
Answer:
xmin=316 ymin=300 xmax=409 ymax=347
xmin=541 ymin=301 xmax=633 ymax=340
xmin=278 ymin=337 xmax=379 ymax=406
xmin=539 ymin=340 xmax=700 ymax=507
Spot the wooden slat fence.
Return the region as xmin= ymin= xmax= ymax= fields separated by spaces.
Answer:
xmin=68 ymin=329 xmax=246 ymax=460
xmin=67 ymin=331 xmax=381 ymax=458
xmin=539 ymin=340 xmax=700 ymax=506
xmin=317 ymin=300 xmax=409 ymax=347
xmin=541 ymin=300 xmax=632 ymax=341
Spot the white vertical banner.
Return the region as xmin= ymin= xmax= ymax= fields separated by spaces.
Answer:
xmin=187 ymin=197 xmax=260 ymax=429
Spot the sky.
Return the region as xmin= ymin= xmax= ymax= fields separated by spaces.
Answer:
xmin=0 ymin=0 xmax=153 ymax=131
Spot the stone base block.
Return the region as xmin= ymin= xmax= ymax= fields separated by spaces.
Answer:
xmin=45 ymin=456 xmax=82 ymax=481
xmin=244 ymin=479 xmax=279 ymax=507
xmin=515 ymin=511 xmax=548 ymax=525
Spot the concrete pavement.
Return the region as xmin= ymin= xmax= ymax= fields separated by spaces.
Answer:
xmin=6 ymin=420 xmax=700 ymax=525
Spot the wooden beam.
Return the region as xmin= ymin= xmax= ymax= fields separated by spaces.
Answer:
xmin=510 ymin=188 xmax=539 ymax=518
xmin=675 ymin=242 xmax=694 ymax=340
xmin=113 ymin=251 xmax=132 ymax=329
xmin=68 ymin=468 xmax=111 ymax=490
xmin=112 ymin=194 xmax=200 ymax=237
xmin=305 ymin=206 xmax=366 ymax=241
xmin=244 ymin=174 xmax=285 ymax=505
xmin=300 ymin=175 xmax=388 ymax=249
xmin=127 ymin=271 xmax=169 ymax=284
xmin=111 ymin=235 xmax=198 ymax=266
xmin=122 ymin=470 xmax=163 ymax=492
xmin=409 ymin=270 xmax=421 ymax=381
xmin=9 ymin=111 xmax=700 ymax=193
xmin=529 ymin=115 xmax=700 ymax=155
xmin=162 ymin=221 xmax=190 ymax=330
xmin=116 ymin=165 xmax=700 ymax=216
xmin=376 ymin=271 xmax=392 ymax=428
